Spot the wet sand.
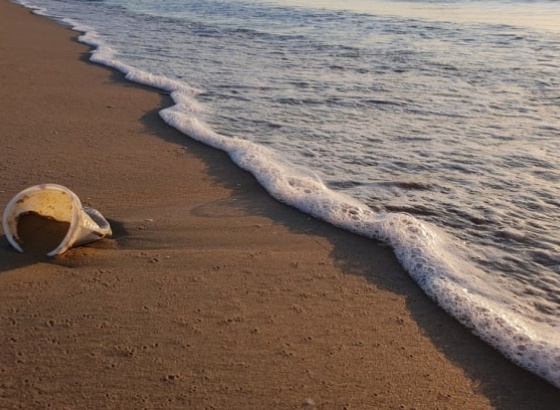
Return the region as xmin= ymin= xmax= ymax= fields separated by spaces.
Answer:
xmin=1 ymin=1 xmax=559 ymax=408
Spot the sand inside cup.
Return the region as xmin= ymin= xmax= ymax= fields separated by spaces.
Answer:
xmin=16 ymin=211 xmax=70 ymax=254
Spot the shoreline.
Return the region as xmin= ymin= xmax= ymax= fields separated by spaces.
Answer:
xmin=1 ymin=1 xmax=560 ymax=408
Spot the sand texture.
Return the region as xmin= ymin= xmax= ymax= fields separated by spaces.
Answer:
xmin=1 ymin=1 xmax=560 ymax=409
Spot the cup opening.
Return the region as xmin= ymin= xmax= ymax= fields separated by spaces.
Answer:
xmin=15 ymin=211 xmax=72 ymax=255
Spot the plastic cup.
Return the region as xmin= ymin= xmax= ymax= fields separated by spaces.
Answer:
xmin=2 ymin=184 xmax=112 ymax=256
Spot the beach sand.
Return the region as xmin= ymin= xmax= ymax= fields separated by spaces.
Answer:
xmin=1 ymin=1 xmax=559 ymax=409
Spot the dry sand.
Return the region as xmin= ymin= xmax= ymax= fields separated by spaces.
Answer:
xmin=1 ymin=1 xmax=559 ymax=409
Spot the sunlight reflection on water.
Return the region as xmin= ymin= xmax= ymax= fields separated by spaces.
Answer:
xmin=272 ymin=0 xmax=560 ymax=32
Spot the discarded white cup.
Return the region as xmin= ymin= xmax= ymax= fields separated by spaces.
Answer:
xmin=2 ymin=184 xmax=112 ymax=256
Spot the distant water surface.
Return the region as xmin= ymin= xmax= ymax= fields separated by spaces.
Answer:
xmin=280 ymin=0 xmax=560 ymax=32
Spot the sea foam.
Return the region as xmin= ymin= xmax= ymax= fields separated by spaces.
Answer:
xmin=15 ymin=0 xmax=560 ymax=389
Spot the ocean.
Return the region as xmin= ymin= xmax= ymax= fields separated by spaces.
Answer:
xmin=15 ymin=0 xmax=560 ymax=388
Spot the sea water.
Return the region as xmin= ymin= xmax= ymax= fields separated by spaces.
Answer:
xmin=15 ymin=0 xmax=560 ymax=387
